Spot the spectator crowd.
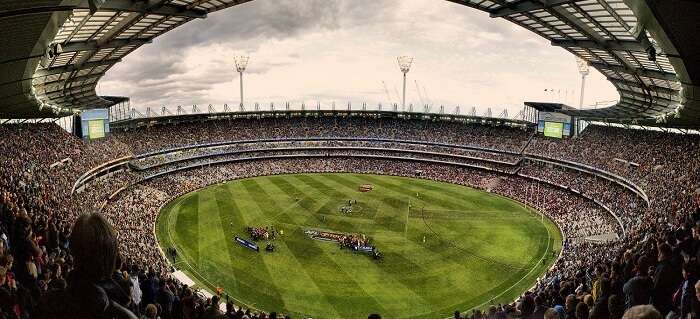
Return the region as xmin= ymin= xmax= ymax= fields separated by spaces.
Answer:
xmin=1 ymin=116 xmax=699 ymax=319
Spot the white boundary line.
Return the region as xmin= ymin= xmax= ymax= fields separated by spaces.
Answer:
xmin=153 ymin=197 xmax=263 ymax=313
xmin=447 ymin=206 xmax=554 ymax=317
xmin=142 ymin=172 xmax=566 ymax=318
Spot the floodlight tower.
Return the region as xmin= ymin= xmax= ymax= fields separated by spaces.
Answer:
xmin=576 ymin=57 xmax=590 ymax=109
xmin=397 ymin=56 xmax=413 ymax=111
xmin=235 ymin=55 xmax=249 ymax=108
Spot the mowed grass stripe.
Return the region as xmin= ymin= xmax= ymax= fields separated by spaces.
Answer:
xmin=173 ymin=194 xmax=200 ymax=266
xmin=303 ymin=177 xmax=452 ymax=310
xmin=239 ymin=178 xmax=369 ymax=316
xmin=267 ymin=175 xmax=357 ymax=230
xmin=291 ymin=175 xmax=371 ymax=234
xmin=344 ymin=174 xmax=465 ymax=211
xmin=255 ymin=228 xmax=344 ymax=318
xmin=344 ymin=175 xmax=502 ymax=263
xmin=211 ymin=186 xmax=246 ymax=295
xmin=223 ymin=182 xmax=288 ymax=309
xmin=304 ymin=174 xmax=401 ymax=234
xmin=348 ymin=174 xmax=534 ymax=269
xmin=251 ymin=177 xmax=321 ymax=227
xmin=427 ymin=217 xmax=546 ymax=267
xmin=391 ymin=177 xmax=511 ymax=211
xmin=283 ymin=231 xmax=387 ymax=318
xmin=226 ymin=180 xmax=345 ymax=318
xmin=316 ymin=174 xmax=479 ymax=306
xmin=240 ymin=179 xmax=290 ymax=223
xmin=307 ymin=174 xmax=529 ymax=296
xmin=281 ymin=175 xmax=440 ymax=314
xmin=267 ymin=176 xmax=326 ymax=213
xmin=157 ymin=173 xmax=561 ymax=319
xmin=197 ymin=190 xmax=228 ymax=259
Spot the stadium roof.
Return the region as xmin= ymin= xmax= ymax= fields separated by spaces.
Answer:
xmin=0 ymin=0 xmax=698 ymax=127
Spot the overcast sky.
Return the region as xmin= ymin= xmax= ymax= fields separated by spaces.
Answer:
xmin=98 ymin=0 xmax=619 ymax=117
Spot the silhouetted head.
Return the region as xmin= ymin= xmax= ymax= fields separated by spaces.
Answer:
xmin=70 ymin=213 xmax=118 ymax=283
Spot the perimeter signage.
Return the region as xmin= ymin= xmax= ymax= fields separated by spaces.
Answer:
xmin=235 ymin=236 xmax=259 ymax=252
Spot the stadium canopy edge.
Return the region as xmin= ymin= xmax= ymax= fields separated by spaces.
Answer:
xmin=0 ymin=0 xmax=698 ymax=127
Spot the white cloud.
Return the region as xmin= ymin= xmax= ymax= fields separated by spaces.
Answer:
xmin=98 ymin=0 xmax=619 ymax=116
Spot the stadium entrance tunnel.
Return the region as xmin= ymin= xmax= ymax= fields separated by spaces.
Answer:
xmin=155 ymin=172 xmax=562 ymax=319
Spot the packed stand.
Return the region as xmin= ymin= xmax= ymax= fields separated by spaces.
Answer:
xmin=3 ymin=118 xmax=700 ymax=319
xmin=114 ymin=117 xmax=532 ymax=155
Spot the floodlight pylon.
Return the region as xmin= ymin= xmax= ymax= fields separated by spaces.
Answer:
xmin=234 ymin=55 xmax=250 ymax=108
xmin=397 ymin=56 xmax=413 ymax=111
xmin=576 ymin=57 xmax=590 ymax=109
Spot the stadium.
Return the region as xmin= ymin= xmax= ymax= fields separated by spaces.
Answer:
xmin=1 ymin=1 xmax=700 ymax=319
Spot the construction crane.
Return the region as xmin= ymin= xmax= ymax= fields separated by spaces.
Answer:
xmin=393 ymin=86 xmax=402 ymax=111
xmin=422 ymin=85 xmax=432 ymax=108
xmin=381 ymin=81 xmax=394 ymax=105
xmin=415 ymin=80 xmax=425 ymax=106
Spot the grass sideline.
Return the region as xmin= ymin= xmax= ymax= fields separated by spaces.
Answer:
xmin=156 ymin=173 xmax=562 ymax=319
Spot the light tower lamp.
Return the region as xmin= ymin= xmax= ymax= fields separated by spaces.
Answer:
xmin=234 ymin=55 xmax=249 ymax=109
xmin=575 ymin=57 xmax=590 ymax=109
xmin=397 ymin=56 xmax=413 ymax=111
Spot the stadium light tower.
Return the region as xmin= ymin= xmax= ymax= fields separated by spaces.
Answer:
xmin=235 ymin=55 xmax=249 ymax=108
xmin=397 ymin=56 xmax=413 ymax=111
xmin=576 ymin=57 xmax=590 ymax=109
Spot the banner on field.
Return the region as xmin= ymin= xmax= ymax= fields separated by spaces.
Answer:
xmin=235 ymin=236 xmax=259 ymax=252
xmin=357 ymin=246 xmax=374 ymax=253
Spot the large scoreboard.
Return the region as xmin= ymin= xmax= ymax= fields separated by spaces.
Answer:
xmin=75 ymin=109 xmax=110 ymax=140
xmin=537 ymin=111 xmax=572 ymax=138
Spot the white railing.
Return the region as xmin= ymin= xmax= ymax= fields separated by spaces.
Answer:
xmin=110 ymin=102 xmax=529 ymax=123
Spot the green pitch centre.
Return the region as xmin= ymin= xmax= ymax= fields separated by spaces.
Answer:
xmin=156 ymin=173 xmax=562 ymax=319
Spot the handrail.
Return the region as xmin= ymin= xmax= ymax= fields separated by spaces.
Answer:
xmin=139 ymin=154 xmax=513 ymax=182
xmin=131 ymin=146 xmax=519 ymax=171
xmin=134 ymin=137 xmax=522 ymax=159
xmin=523 ymin=154 xmax=649 ymax=205
xmin=134 ymin=152 xmax=625 ymax=239
xmin=129 ymin=137 xmax=649 ymax=206
xmin=72 ymin=155 xmax=133 ymax=194
xmin=519 ymin=174 xmax=626 ymax=238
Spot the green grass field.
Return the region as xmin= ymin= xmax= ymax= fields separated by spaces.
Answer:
xmin=156 ymin=173 xmax=562 ymax=319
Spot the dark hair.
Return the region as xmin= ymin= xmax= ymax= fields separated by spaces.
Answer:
xmin=636 ymin=255 xmax=650 ymax=275
xmin=599 ymin=277 xmax=611 ymax=296
xmin=657 ymin=243 xmax=672 ymax=259
xmin=576 ymin=302 xmax=589 ymax=319
xmin=608 ymin=295 xmax=624 ymax=319
xmin=683 ymin=261 xmax=698 ymax=279
xmin=368 ymin=314 xmax=382 ymax=319
xmin=520 ymin=295 xmax=536 ymax=316
xmin=70 ymin=213 xmax=118 ymax=283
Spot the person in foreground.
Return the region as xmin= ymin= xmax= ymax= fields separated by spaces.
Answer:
xmin=34 ymin=213 xmax=137 ymax=319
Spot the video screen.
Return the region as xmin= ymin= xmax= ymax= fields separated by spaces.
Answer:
xmin=543 ymin=121 xmax=564 ymax=138
xmin=88 ymin=119 xmax=105 ymax=139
